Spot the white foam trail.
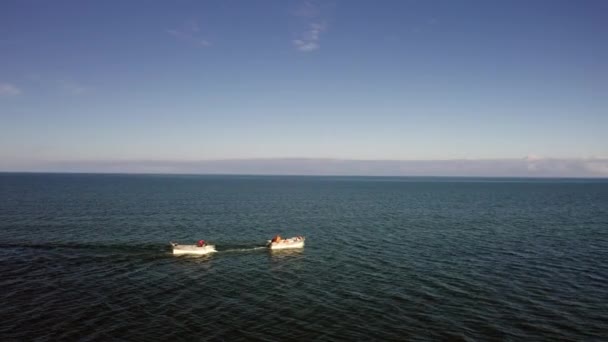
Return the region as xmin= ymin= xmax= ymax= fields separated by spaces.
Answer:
xmin=221 ymin=246 xmax=266 ymax=253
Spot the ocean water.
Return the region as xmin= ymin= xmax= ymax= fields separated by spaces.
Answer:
xmin=1 ymin=173 xmax=607 ymax=341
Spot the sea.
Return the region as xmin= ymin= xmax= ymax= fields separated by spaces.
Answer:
xmin=1 ymin=173 xmax=607 ymax=341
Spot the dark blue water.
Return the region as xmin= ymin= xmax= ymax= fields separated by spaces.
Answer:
xmin=1 ymin=173 xmax=607 ymax=340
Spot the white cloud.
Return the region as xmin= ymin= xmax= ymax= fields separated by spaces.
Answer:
xmin=525 ymin=154 xmax=543 ymax=161
xmin=293 ymin=22 xmax=325 ymax=52
xmin=167 ymin=21 xmax=211 ymax=47
xmin=583 ymin=159 xmax=608 ymax=175
xmin=292 ymin=1 xmax=321 ymax=18
xmin=0 ymin=82 xmax=21 ymax=96
xmin=291 ymin=1 xmax=329 ymax=52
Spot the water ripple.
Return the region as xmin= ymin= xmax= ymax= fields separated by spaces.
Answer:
xmin=1 ymin=174 xmax=608 ymax=340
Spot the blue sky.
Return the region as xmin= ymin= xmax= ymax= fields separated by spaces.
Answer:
xmin=1 ymin=0 xmax=607 ymax=175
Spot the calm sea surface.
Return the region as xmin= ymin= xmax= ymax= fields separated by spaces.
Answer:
xmin=1 ymin=173 xmax=607 ymax=341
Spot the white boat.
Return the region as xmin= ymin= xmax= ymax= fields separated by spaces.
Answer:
xmin=266 ymin=236 xmax=305 ymax=250
xmin=171 ymin=242 xmax=217 ymax=255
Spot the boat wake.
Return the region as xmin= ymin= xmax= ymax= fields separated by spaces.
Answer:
xmin=1 ymin=241 xmax=275 ymax=258
xmin=218 ymin=245 xmax=267 ymax=253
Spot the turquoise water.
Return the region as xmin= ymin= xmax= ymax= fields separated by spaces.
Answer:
xmin=1 ymin=173 xmax=607 ymax=340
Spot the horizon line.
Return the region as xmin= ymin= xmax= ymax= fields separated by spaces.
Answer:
xmin=2 ymin=170 xmax=608 ymax=180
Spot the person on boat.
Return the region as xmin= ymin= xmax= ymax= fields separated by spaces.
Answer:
xmin=197 ymin=240 xmax=206 ymax=247
xmin=271 ymin=235 xmax=282 ymax=243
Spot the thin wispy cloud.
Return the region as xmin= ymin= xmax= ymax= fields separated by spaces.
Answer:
xmin=293 ymin=22 xmax=326 ymax=52
xmin=292 ymin=1 xmax=328 ymax=52
xmin=57 ymin=79 xmax=87 ymax=95
xmin=0 ymin=82 xmax=21 ymax=96
xmin=292 ymin=1 xmax=321 ymax=18
xmin=22 ymin=74 xmax=88 ymax=95
xmin=167 ymin=21 xmax=211 ymax=47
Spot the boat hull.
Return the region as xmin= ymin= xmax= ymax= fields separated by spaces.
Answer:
xmin=171 ymin=244 xmax=217 ymax=255
xmin=267 ymin=237 xmax=305 ymax=250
